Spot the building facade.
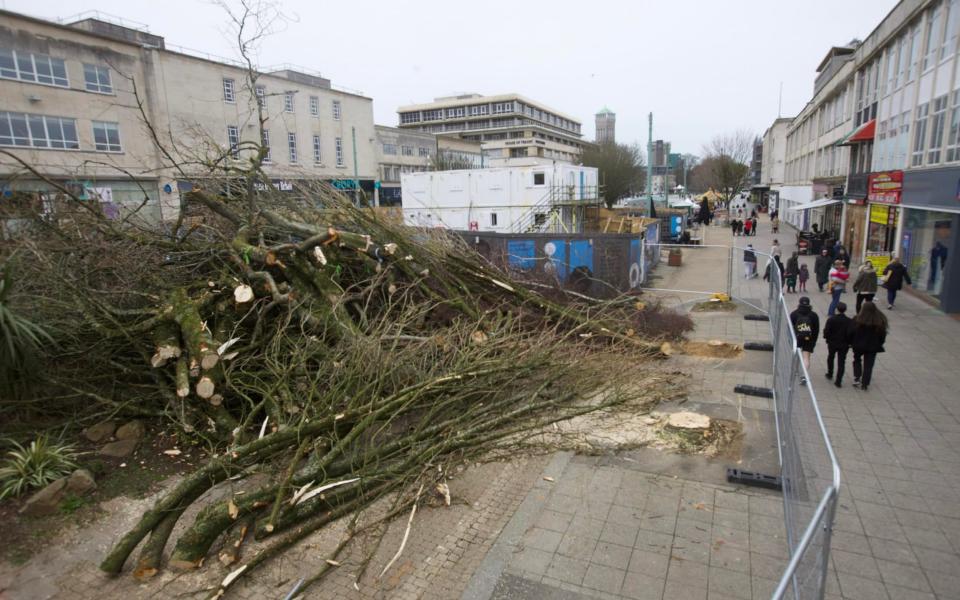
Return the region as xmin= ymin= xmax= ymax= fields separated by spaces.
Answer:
xmin=595 ymin=108 xmax=615 ymax=143
xmin=760 ymin=118 xmax=792 ymax=212
xmin=0 ymin=10 xmax=377 ymax=225
xmin=396 ymin=93 xmax=584 ymax=167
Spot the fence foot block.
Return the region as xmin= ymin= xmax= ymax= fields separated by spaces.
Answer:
xmin=744 ymin=341 xmax=774 ymax=351
xmin=726 ymin=467 xmax=783 ymax=491
xmin=744 ymin=314 xmax=770 ymax=321
xmin=734 ymin=384 xmax=774 ymax=398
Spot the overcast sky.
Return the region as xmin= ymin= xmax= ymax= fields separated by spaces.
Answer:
xmin=6 ymin=0 xmax=898 ymax=155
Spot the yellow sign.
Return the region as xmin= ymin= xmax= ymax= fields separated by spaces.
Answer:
xmin=865 ymin=252 xmax=891 ymax=274
xmin=870 ymin=204 xmax=889 ymax=225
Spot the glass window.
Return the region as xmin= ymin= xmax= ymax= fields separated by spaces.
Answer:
xmin=928 ymin=94 xmax=949 ymax=163
xmin=335 ymin=137 xmax=344 ymax=166
xmin=418 ymin=146 xmax=430 ymax=157
xmin=227 ymin=125 xmax=240 ymax=158
xmin=0 ymin=112 xmax=78 ymax=149
xmin=261 ymin=129 xmax=271 ymax=162
xmin=901 ymin=209 xmax=952 ymax=298
xmin=223 ymin=77 xmax=235 ymax=103
xmin=907 ymin=25 xmax=922 ymax=81
xmin=383 ymin=143 xmax=397 ymax=155
xmin=255 ymin=85 xmax=266 ymax=108
xmin=312 ymin=134 xmax=321 ymax=163
xmin=913 ymin=102 xmax=930 ymax=165
xmin=943 ymin=0 xmax=959 ymax=59
xmin=84 ymin=64 xmax=113 ymax=94
xmin=0 ymin=49 xmax=67 ymax=86
xmin=287 ymin=132 xmax=297 ymax=163
xmin=923 ymin=4 xmax=944 ymax=71
xmin=332 ymin=100 xmax=341 ymax=120
xmin=284 ymin=92 xmax=294 ymax=113
xmin=401 ymin=145 xmax=414 ymax=156
xmin=92 ymin=121 xmax=121 ymax=152
xmin=946 ymin=90 xmax=960 ymax=161
xmin=309 ymin=96 xmax=319 ymax=116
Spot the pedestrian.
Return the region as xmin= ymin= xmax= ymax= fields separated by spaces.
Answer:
xmin=771 ymin=239 xmax=782 ymax=261
xmin=799 ymin=263 xmax=810 ymax=292
xmin=784 ymin=251 xmax=800 ymax=293
xmin=743 ymin=218 xmax=753 ymax=237
xmin=823 ymin=301 xmax=853 ymax=388
xmin=730 ymin=218 xmax=739 ymax=237
xmin=764 ymin=255 xmax=784 ymax=283
xmin=743 ymin=244 xmax=758 ymax=279
xmin=835 ymin=247 xmax=851 ymax=269
xmin=772 ymin=214 xmax=780 ymax=234
xmin=790 ymin=296 xmax=820 ymax=385
xmin=882 ymin=256 xmax=911 ymax=309
xmin=751 ymin=216 xmax=759 ymax=236
xmin=827 ymin=259 xmax=849 ymax=316
xmin=814 ymin=249 xmax=832 ymax=292
xmin=851 ymin=301 xmax=888 ymax=391
xmin=852 ymin=260 xmax=878 ymax=313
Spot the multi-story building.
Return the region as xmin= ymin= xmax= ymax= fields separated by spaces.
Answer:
xmin=773 ymin=0 xmax=960 ymax=313
xmin=760 ymin=117 xmax=793 ymax=212
xmin=396 ymin=93 xmax=584 ymax=167
xmin=0 ymin=9 xmax=377 ymax=225
xmin=374 ymin=125 xmax=481 ymax=205
xmin=649 ymin=140 xmax=675 ymax=194
xmin=595 ymin=108 xmax=615 ymax=143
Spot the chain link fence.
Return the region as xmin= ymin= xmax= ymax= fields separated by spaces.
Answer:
xmin=640 ymin=241 xmax=841 ymax=600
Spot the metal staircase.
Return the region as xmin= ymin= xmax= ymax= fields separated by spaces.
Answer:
xmin=509 ymin=185 xmax=601 ymax=234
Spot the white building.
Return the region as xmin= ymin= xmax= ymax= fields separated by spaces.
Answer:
xmin=760 ymin=117 xmax=792 ymax=211
xmin=401 ymin=164 xmax=599 ymax=233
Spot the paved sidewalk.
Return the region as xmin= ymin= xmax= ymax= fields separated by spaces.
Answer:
xmin=463 ymin=217 xmax=960 ymax=600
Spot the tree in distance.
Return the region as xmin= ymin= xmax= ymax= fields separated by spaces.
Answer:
xmin=580 ymin=142 xmax=646 ymax=208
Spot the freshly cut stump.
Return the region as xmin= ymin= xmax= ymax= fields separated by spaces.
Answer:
xmin=666 ymin=411 xmax=711 ymax=431
xmin=680 ymin=340 xmax=742 ymax=358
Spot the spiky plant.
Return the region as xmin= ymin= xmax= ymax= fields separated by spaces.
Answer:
xmin=0 ymin=262 xmax=55 ymax=400
xmin=0 ymin=436 xmax=79 ymax=500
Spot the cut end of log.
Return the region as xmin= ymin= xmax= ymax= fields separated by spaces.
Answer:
xmin=666 ymin=411 xmax=711 ymax=431
xmin=132 ymin=565 xmax=159 ymax=581
xmin=660 ymin=342 xmax=673 ymax=356
xmin=196 ymin=376 xmax=216 ymax=399
xmin=200 ymin=351 xmax=220 ymax=371
xmin=168 ymin=558 xmax=202 ymax=572
xmin=234 ymin=284 xmax=254 ymax=304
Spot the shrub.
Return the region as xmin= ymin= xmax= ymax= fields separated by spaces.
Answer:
xmin=0 ymin=262 xmax=55 ymax=400
xmin=0 ymin=436 xmax=78 ymax=500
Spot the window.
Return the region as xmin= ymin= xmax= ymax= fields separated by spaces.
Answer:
xmin=400 ymin=112 xmax=421 ymax=124
xmin=227 ymin=125 xmax=240 ymax=158
xmin=309 ymin=95 xmax=319 ymax=116
xmin=469 ymin=105 xmax=489 ymax=116
xmin=913 ymin=102 xmax=930 ymax=166
xmin=418 ymin=147 xmax=430 ymax=157
xmin=0 ymin=49 xmax=68 ymax=87
xmin=422 ymin=109 xmax=443 ymax=121
xmin=255 ymin=85 xmax=266 ymax=108
xmin=929 ymin=94 xmax=949 ymax=163
xmin=943 ymin=0 xmax=959 ymax=59
xmin=335 ymin=136 xmax=344 ymax=166
xmin=907 ymin=25 xmax=922 ymax=81
xmin=92 ymin=121 xmax=121 ymax=152
xmin=332 ymin=100 xmax=341 ymax=120
xmin=83 ymin=64 xmax=113 ymax=94
xmin=286 ymin=132 xmax=298 ymax=163
xmin=490 ymin=212 xmax=498 ymax=226
xmin=446 ymin=107 xmax=464 ymax=118
xmin=222 ymin=77 xmax=235 ymax=103
xmin=401 ymin=145 xmax=414 ymax=156
xmin=383 ymin=143 xmax=398 ymax=155
xmin=533 ymin=172 xmax=545 ymax=185
xmin=284 ymin=92 xmax=295 ymax=113
xmin=262 ymin=129 xmax=271 ymax=162
xmin=312 ymin=134 xmax=322 ymax=163
xmin=0 ymin=111 xmax=78 ymax=149
xmin=923 ymin=4 xmax=944 ymax=71
xmin=492 ymin=102 xmax=512 ymax=114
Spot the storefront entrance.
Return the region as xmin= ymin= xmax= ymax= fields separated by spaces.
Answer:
xmin=901 ymin=209 xmax=953 ymax=300
xmin=845 ymin=204 xmax=867 ymax=259
xmin=866 ymin=203 xmax=899 ymax=255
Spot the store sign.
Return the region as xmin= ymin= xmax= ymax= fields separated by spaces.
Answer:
xmin=868 ymin=171 xmax=903 ymax=204
xmin=869 ymin=204 xmax=890 ymax=225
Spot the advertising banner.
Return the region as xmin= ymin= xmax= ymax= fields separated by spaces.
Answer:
xmin=868 ymin=171 xmax=903 ymax=204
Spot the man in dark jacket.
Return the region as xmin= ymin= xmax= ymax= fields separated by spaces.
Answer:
xmin=814 ymin=249 xmax=832 ymax=292
xmin=823 ymin=302 xmax=853 ymax=387
xmin=790 ymin=296 xmax=820 ymax=384
xmin=882 ymin=256 xmax=911 ymax=309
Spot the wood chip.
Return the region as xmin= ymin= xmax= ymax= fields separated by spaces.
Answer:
xmin=542 ymin=476 xmax=555 ymax=482
xmin=163 ymin=449 xmax=182 ymax=456
xmin=228 ymin=500 xmax=239 ymax=520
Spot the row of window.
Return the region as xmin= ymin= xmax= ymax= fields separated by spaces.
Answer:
xmin=229 ymin=125 xmax=344 ymax=167
xmin=1 ymin=48 xmax=113 ymax=94
xmin=400 ymin=102 xmax=582 ymax=134
xmin=0 ymin=111 xmax=120 ymax=151
xmin=382 ymin=143 xmax=431 ymax=157
xmin=222 ymin=77 xmax=341 ymax=119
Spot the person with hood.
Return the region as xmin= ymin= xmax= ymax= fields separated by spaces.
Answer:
xmin=882 ymin=256 xmax=911 ymax=309
xmin=764 ymin=255 xmax=784 ymax=283
xmin=853 ymin=260 xmax=878 ymax=313
xmin=743 ymin=244 xmax=758 ymax=278
xmin=790 ymin=296 xmax=820 ymax=384
xmin=823 ymin=301 xmax=853 ymax=387
xmin=730 ymin=218 xmax=739 ymax=237
xmin=827 ymin=260 xmax=849 ymax=316
xmin=835 ymin=247 xmax=851 ymax=269
xmin=814 ymin=249 xmax=832 ymax=292
xmin=799 ymin=263 xmax=810 ymax=292
xmin=851 ymin=301 xmax=888 ymax=391
xmin=784 ymin=251 xmax=800 ymax=293
xmin=750 ymin=215 xmax=759 ymax=236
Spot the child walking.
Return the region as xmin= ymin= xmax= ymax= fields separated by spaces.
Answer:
xmin=798 ymin=264 xmax=810 ymax=292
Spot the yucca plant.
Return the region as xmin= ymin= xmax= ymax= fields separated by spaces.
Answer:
xmin=0 ymin=261 xmax=55 ymax=400
xmin=0 ymin=436 xmax=79 ymax=500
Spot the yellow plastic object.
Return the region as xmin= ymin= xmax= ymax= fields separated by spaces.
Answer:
xmin=710 ymin=293 xmax=731 ymax=302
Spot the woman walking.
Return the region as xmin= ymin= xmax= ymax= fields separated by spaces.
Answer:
xmin=790 ymin=296 xmax=820 ymax=385
xmin=882 ymin=256 xmax=911 ymax=309
xmin=772 ymin=215 xmax=780 ymax=234
xmin=815 ymin=249 xmax=832 ymax=292
xmin=784 ymin=251 xmax=800 ymax=293
xmin=743 ymin=244 xmax=758 ymax=279
xmin=853 ymin=260 xmax=878 ymax=313
xmin=799 ymin=263 xmax=810 ymax=292
xmin=851 ymin=301 xmax=888 ymax=391
xmin=743 ymin=217 xmax=753 ymax=237
xmin=827 ymin=260 xmax=849 ymax=316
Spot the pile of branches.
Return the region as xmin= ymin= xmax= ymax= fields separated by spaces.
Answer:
xmin=2 ymin=180 xmax=686 ymax=597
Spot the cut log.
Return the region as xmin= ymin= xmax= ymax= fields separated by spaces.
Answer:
xmin=150 ymin=321 xmax=182 ymax=368
xmin=176 ymin=357 xmax=190 ymax=398
xmin=234 ymin=284 xmax=254 ymax=304
xmin=196 ymin=376 xmax=216 ymax=400
xmin=666 ymin=412 xmax=711 ymax=431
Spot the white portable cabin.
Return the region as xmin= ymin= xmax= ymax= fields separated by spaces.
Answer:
xmin=401 ymin=164 xmax=599 ymax=232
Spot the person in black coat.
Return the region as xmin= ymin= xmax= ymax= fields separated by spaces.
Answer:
xmin=823 ymin=302 xmax=854 ymax=387
xmin=882 ymin=256 xmax=912 ymax=309
xmin=851 ymin=301 xmax=888 ymax=391
xmin=814 ymin=249 xmax=832 ymax=292
xmin=790 ymin=296 xmax=820 ymax=384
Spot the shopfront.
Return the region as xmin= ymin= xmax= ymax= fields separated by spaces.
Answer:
xmin=900 ymin=168 xmax=960 ymax=313
xmin=863 ymin=171 xmax=903 ymax=265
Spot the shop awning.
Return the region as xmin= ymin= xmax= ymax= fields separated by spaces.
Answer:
xmin=785 ymin=198 xmax=842 ymax=211
xmin=836 ymin=119 xmax=876 ymax=146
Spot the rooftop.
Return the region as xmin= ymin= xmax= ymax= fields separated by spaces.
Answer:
xmin=397 ymin=93 xmax=581 ymax=125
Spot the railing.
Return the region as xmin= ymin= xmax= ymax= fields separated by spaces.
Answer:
xmin=509 ymin=186 xmax=602 ymax=234
xmin=638 ymin=242 xmax=841 ymax=600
